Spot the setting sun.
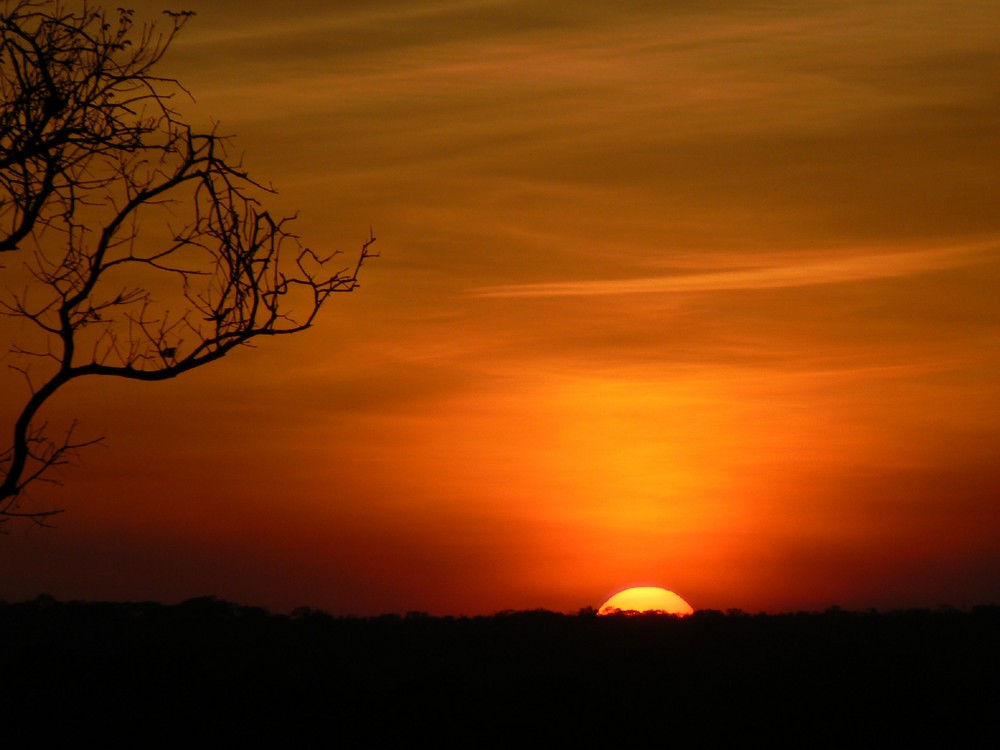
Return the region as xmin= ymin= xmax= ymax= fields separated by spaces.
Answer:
xmin=598 ymin=587 xmax=695 ymax=616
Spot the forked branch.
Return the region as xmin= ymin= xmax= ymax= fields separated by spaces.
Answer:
xmin=0 ymin=2 xmax=376 ymax=522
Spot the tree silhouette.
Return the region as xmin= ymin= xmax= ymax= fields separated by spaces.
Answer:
xmin=0 ymin=1 xmax=376 ymax=522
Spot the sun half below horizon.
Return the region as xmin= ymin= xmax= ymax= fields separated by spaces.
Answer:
xmin=598 ymin=587 xmax=695 ymax=617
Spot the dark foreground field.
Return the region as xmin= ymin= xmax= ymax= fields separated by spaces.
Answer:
xmin=2 ymin=597 xmax=996 ymax=745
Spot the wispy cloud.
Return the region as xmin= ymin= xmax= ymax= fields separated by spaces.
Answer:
xmin=470 ymin=241 xmax=997 ymax=298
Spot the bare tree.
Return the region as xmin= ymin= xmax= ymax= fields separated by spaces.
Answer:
xmin=0 ymin=1 xmax=376 ymax=523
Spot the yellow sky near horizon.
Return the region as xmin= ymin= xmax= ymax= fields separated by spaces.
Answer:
xmin=2 ymin=0 xmax=999 ymax=615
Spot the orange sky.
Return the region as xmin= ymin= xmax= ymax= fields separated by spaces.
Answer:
xmin=2 ymin=0 xmax=999 ymax=615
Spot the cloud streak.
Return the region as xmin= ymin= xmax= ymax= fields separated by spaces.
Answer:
xmin=471 ymin=241 xmax=997 ymax=298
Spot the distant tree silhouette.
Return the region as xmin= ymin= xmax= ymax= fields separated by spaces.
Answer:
xmin=0 ymin=1 xmax=376 ymax=522
xmin=1 ymin=599 xmax=996 ymax=743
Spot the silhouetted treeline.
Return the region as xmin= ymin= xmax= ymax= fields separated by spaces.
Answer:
xmin=2 ymin=597 xmax=996 ymax=745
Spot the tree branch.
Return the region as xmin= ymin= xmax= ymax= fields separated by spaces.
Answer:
xmin=1 ymin=1 xmax=376 ymax=522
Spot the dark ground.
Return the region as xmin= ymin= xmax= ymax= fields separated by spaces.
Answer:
xmin=1 ymin=597 xmax=996 ymax=746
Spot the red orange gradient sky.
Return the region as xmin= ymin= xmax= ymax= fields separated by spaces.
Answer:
xmin=2 ymin=1 xmax=999 ymax=615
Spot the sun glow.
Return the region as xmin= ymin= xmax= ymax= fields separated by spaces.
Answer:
xmin=598 ymin=586 xmax=694 ymax=616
